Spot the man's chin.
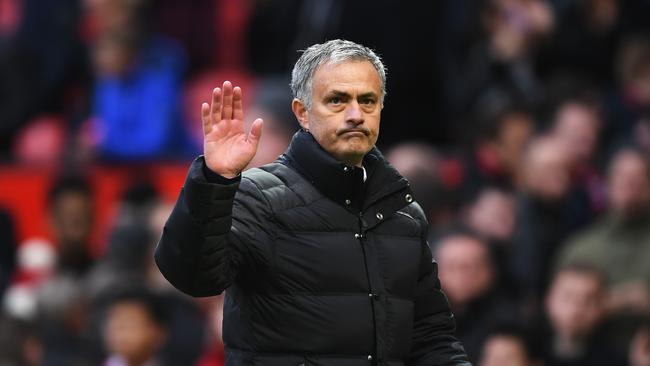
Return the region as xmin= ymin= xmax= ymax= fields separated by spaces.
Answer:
xmin=339 ymin=146 xmax=373 ymax=163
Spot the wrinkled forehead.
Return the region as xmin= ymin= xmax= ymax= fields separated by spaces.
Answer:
xmin=311 ymin=60 xmax=382 ymax=93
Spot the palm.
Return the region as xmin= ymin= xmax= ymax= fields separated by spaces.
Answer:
xmin=202 ymin=81 xmax=263 ymax=178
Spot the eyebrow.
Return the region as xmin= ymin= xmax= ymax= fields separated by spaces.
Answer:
xmin=358 ymin=92 xmax=378 ymax=100
xmin=325 ymin=90 xmax=351 ymax=99
xmin=325 ymin=90 xmax=379 ymax=100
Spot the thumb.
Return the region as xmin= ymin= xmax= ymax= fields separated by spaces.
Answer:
xmin=248 ymin=118 xmax=263 ymax=146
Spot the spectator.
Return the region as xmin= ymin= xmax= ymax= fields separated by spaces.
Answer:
xmin=245 ymin=78 xmax=297 ymax=169
xmin=35 ymin=275 xmax=92 ymax=366
xmin=386 ymin=142 xmax=452 ymax=230
xmin=479 ymin=325 xmax=542 ymax=366
xmin=463 ymin=185 xmax=519 ymax=294
xmin=48 ymin=175 xmax=95 ymax=277
xmin=557 ymin=147 xmax=650 ymax=314
xmin=85 ymin=181 xmax=206 ymax=366
xmin=609 ymin=34 xmax=650 ymax=139
xmin=440 ymin=0 xmax=553 ymax=134
xmin=102 ymin=288 xmax=167 ymax=366
xmin=549 ymin=93 xmax=607 ymax=228
xmin=551 ymin=95 xmax=602 ymax=173
xmin=464 ymin=185 xmax=516 ymax=245
xmin=86 ymin=0 xmax=191 ymax=161
xmin=434 ymin=231 xmax=522 ymax=362
xmin=540 ymin=263 xmax=627 ymax=366
xmin=462 ymin=103 xmax=535 ymax=196
xmin=538 ymin=0 xmax=623 ymax=86
xmin=0 ymin=0 xmax=88 ymax=158
xmin=510 ymin=136 xmax=574 ymax=302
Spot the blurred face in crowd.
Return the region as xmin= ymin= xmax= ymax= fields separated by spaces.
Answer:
xmin=93 ymin=31 xmax=136 ymax=77
xmin=466 ymin=188 xmax=516 ymax=242
xmin=246 ymin=107 xmax=293 ymax=168
xmin=50 ymin=191 xmax=93 ymax=246
xmin=607 ymin=150 xmax=650 ymax=218
xmin=493 ymin=112 xmax=534 ymax=175
xmin=84 ymin=0 xmax=135 ymax=35
xmin=483 ymin=0 xmax=554 ymax=60
xmin=436 ymin=235 xmax=495 ymax=307
xmin=520 ymin=137 xmax=571 ymax=201
xmin=386 ymin=143 xmax=440 ymax=179
xmin=553 ymin=102 xmax=600 ymax=167
xmin=293 ymin=61 xmax=382 ymax=167
xmin=104 ymin=301 xmax=166 ymax=365
xmin=480 ymin=335 xmax=536 ymax=366
xmin=546 ymin=270 xmax=605 ymax=340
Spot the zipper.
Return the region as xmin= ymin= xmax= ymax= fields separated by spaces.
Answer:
xmin=357 ymin=211 xmax=377 ymax=361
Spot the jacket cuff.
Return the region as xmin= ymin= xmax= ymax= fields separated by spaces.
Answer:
xmin=184 ymin=156 xmax=241 ymax=221
xmin=203 ymin=160 xmax=242 ymax=184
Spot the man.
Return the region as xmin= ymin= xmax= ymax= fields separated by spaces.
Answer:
xmin=434 ymin=231 xmax=521 ymax=362
xmin=155 ymin=39 xmax=470 ymax=365
xmin=557 ymin=147 xmax=650 ymax=313
xmin=479 ymin=326 xmax=542 ymax=366
xmin=48 ymin=175 xmax=95 ymax=277
xmin=103 ymin=288 xmax=168 ymax=366
xmin=541 ymin=263 xmax=627 ymax=366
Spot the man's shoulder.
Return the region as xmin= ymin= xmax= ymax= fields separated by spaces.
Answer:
xmin=239 ymin=162 xmax=319 ymax=210
xmin=241 ymin=162 xmax=290 ymax=191
xmin=557 ymin=217 xmax=612 ymax=268
xmin=564 ymin=216 xmax=612 ymax=250
xmin=399 ymin=200 xmax=428 ymax=225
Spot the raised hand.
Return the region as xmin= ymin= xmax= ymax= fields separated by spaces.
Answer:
xmin=202 ymin=81 xmax=263 ymax=178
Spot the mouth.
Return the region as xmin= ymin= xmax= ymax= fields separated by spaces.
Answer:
xmin=338 ymin=129 xmax=369 ymax=137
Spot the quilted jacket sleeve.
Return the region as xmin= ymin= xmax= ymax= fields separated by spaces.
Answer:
xmin=154 ymin=156 xmax=273 ymax=297
xmin=407 ymin=206 xmax=472 ymax=365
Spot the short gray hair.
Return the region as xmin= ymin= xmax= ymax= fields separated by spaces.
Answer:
xmin=290 ymin=39 xmax=387 ymax=110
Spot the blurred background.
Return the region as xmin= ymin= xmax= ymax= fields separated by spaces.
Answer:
xmin=1 ymin=0 xmax=650 ymax=365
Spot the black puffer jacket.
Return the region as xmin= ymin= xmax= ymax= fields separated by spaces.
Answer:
xmin=155 ymin=131 xmax=470 ymax=366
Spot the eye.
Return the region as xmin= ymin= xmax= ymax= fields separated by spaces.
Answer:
xmin=329 ymin=96 xmax=342 ymax=105
xmin=360 ymin=98 xmax=376 ymax=105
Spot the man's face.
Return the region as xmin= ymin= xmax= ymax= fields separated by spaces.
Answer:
xmin=608 ymin=151 xmax=650 ymax=217
xmin=494 ymin=113 xmax=533 ymax=173
xmin=51 ymin=191 xmax=93 ymax=246
xmin=104 ymin=302 xmax=165 ymax=363
xmin=468 ymin=188 xmax=515 ymax=242
xmin=480 ymin=335 xmax=533 ymax=366
xmin=293 ymin=60 xmax=382 ymax=166
xmin=553 ymin=103 xmax=599 ymax=167
xmin=436 ymin=235 xmax=495 ymax=307
xmin=546 ymin=271 xmax=604 ymax=340
xmin=522 ymin=138 xmax=570 ymax=201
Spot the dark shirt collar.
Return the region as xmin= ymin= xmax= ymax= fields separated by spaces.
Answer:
xmin=278 ymin=130 xmax=409 ymax=212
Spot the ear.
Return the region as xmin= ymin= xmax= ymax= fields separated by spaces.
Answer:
xmin=292 ymin=98 xmax=309 ymax=130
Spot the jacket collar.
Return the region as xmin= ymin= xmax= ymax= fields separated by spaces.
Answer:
xmin=278 ymin=130 xmax=410 ymax=212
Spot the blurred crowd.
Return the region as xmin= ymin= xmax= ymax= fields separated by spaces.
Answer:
xmin=1 ymin=0 xmax=650 ymax=365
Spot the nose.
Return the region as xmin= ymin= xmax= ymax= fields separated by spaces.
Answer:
xmin=345 ymin=101 xmax=364 ymax=125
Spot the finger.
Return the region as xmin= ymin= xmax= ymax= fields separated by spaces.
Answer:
xmin=222 ymin=81 xmax=233 ymax=120
xmin=248 ymin=118 xmax=263 ymax=146
xmin=233 ymin=86 xmax=244 ymax=121
xmin=210 ymin=87 xmax=222 ymax=123
xmin=201 ymin=102 xmax=210 ymax=135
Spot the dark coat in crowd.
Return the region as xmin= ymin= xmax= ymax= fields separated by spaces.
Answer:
xmin=155 ymin=131 xmax=470 ymax=366
xmin=536 ymin=319 xmax=628 ymax=366
xmin=454 ymin=289 xmax=522 ymax=363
